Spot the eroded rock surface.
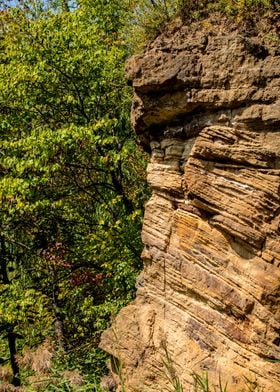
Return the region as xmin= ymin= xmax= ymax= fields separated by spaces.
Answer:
xmin=100 ymin=15 xmax=280 ymax=391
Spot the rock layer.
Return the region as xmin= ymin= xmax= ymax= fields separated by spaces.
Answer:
xmin=100 ymin=14 xmax=280 ymax=391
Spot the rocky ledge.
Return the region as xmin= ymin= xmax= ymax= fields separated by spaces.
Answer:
xmin=100 ymin=14 xmax=280 ymax=392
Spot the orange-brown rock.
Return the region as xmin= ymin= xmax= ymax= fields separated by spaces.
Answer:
xmin=100 ymin=14 xmax=280 ymax=392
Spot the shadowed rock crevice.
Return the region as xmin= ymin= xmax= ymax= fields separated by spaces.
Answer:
xmin=100 ymin=14 xmax=280 ymax=392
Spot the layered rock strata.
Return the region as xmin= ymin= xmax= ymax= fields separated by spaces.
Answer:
xmin=100 ymin=15 xmax=280 ymax=391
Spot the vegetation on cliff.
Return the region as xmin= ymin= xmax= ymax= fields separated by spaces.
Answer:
xmin=128 ymin=0 xmax=279 ymax=50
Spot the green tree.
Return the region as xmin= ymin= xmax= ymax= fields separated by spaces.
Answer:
xmin=0 ymin=0 xmax=148 ymax=387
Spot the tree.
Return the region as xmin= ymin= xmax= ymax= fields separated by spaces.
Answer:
xmin=0 ymin=0 xmax=148 ymax=387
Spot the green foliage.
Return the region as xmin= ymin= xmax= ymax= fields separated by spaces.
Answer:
xmin=0 ymin=281 xmax=52 ymax=335
xmin=0 ymin=0 xmax=149 ymax=387
xmin=161 ymin=343 xmax=184 ymax=392
xmin=123 ymin=0 xmax=185 ymax=51
xmin=193 ymin=372 xmax=210 ymax=392
xmin=125 ymin=0 xmax=279 ymax=51
xmin=206 ymin=0 xmax=278 ymax=18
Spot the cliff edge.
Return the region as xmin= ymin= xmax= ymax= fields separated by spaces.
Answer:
xmin=100 ymin=12 xmax=280 ymax=391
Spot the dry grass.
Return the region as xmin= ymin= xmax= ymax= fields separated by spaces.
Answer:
xmin=0 ymin=366 xmax=12 ymax=384
xmin=62 ymin=370 xmax=84 ymax=387
xmin=17 ymin=340 xmax=53 ymax=374
xmin=0 ymin=384 xmax=25 ymax=392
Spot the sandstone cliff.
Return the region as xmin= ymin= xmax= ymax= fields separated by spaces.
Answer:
xmin=100 ymin=13 xmax=280 ymax=392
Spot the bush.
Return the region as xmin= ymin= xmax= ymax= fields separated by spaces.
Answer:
xmin=125 ymin=0 xmax=279 ymax=51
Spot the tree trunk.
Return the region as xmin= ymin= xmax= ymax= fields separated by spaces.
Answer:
xmin=1 ymin=236 xmax=20 ymax=386
xmin=7 ymin=332 xmax=20 ymax=387
xmin=53 ymin=306 xmax=66 ymax=351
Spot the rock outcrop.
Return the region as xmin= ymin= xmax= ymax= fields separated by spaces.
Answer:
xmin=100 ymin=14 xmax=280 ymax=392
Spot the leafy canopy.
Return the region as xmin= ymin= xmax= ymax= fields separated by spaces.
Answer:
xmin=0 ymin=0 xmax=148 ymax=387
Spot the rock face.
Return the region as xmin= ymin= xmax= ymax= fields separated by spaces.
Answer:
xmin=100 ymin=15 xmax=280 ymax=391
